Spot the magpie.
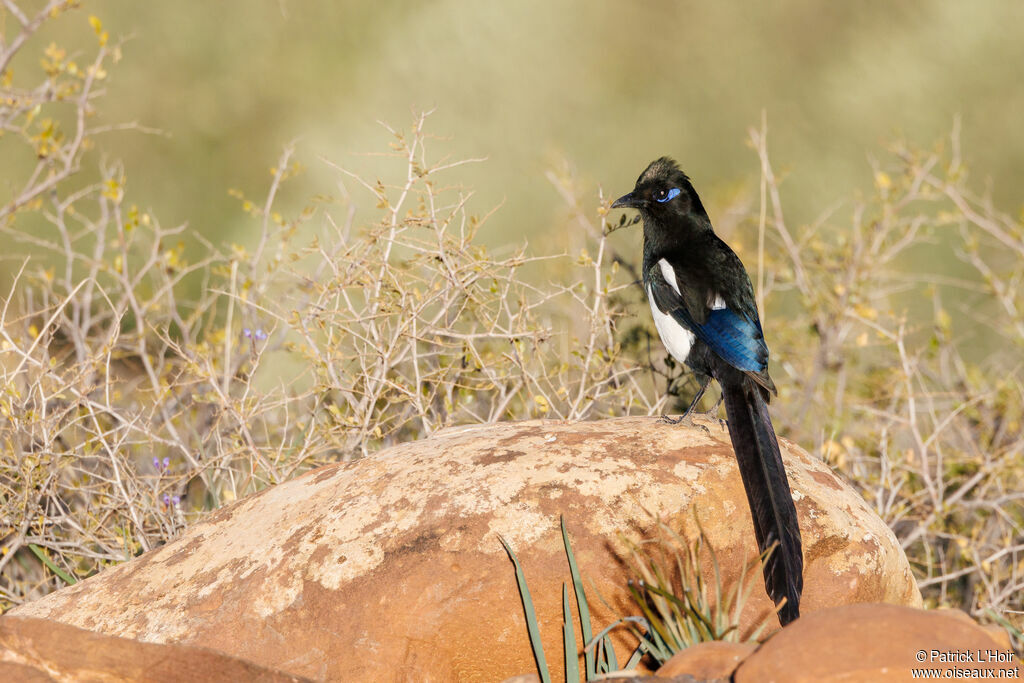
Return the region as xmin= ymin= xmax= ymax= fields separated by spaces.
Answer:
xmin=612 ymin=157 xmax=803 ymax=625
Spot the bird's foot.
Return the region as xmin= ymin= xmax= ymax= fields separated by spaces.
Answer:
xmin=700 ymin=408 xmax=727 ymax=431
xmin=698 ymin=396 xmax=727 ymax=431
xmin=659 ymin=412 xmax=711 ymax=435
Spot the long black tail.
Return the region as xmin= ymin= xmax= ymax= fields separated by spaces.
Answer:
xmin=717 ymin=367 xmax=803 ymax=625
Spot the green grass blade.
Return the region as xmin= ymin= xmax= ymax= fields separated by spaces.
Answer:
xmin=587 ymin=615 xmax=646 ymax=648
xmin=562 ymin=583 xmax=580 ymax=682
xmin=595 ymin=636 xmax=608 ymax=674
xmin=500 ymin=535 xmax=551 ymax=683
xmin=603 ymin=635 xmax=619 ymax=672
xmin=28 ymin=544 xmax=76 ymax=585
xmin=626 ymin=583 xmax=672 ymax=661
xmin=561 ymin=516 xmax=596 ymax=680
xmin=584 ymin=616 xmax=643 ymax=673
xmin=623 ymin=642 xmax=645 ymax=670
xmin=983 ymin=608 xmax=1023 ymax=645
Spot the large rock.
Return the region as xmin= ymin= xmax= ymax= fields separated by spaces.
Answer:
xmin=733 ymin=603 xmax=1020 ymax=682
xmin=11 ymin=417 xmax=920 ymax=681
xmin=0 ymin=615 xmax=309 ymax=682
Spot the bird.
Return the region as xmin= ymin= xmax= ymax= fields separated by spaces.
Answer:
xmin=612 ymin=157 xmax=803 ymax=625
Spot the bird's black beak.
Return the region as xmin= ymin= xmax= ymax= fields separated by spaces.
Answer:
xmin=611 ymin=191 xmax=642 ymax=209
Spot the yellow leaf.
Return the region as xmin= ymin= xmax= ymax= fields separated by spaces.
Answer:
xmin=875 ymin=172 xmax=892 ymax=190
xmin=853 ymin=303 xmax=877 ymax=320
xmin=534 ymin=395 xmax=550 ymax=412
xmin=44 ymin=43 xmax=66 ymax=62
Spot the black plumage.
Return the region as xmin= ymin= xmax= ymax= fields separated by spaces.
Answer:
xmin=613 ymin=157 xmax=803 ymax=625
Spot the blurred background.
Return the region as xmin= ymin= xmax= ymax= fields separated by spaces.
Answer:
xmin=19 ymin=0 xmax=1024 ymax=253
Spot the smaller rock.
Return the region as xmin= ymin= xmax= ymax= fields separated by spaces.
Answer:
xmin=937 ymin=608 xmax=1016 ymax=651
xmin=0 ymin=661 xmax=53 ymax=683
xmin=734 ymin=603 xmax=1021 ymax=682
xmin=656 ymin=641 xmax=757 ymax=679
xmin=0 ymin=616 xmax=310 ymax=683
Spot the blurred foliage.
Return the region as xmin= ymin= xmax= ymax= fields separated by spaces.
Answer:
xmin=4 ymin=1 xmax=1024 ymax=272
xmin=1 ymin=0 xmax=1021 ymax=652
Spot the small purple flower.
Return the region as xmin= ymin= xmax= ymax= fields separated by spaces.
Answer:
xmin=171 ymin=495 xmax=181 ymax=506
xmin=162 ymin=456 xmax=170 ymax=469
xmin=254 ymin=329 xmax=268 ymax=341
xmin=243 ymin=328 xmax=252 ymax=338
xmin=152 ymin=456 xmax=160 ymax=470
xmin=162 ymin=494 xmax=170 ymax=506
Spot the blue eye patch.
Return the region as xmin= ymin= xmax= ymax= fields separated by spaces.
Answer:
xmin=657 ymin=188 xmax=681 ymax=203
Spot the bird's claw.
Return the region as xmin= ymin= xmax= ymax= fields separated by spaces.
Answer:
xmin=659 ymin=413 xmax=711 ymax=435
xmin=696 ymin=398 xmax=727 ymax=431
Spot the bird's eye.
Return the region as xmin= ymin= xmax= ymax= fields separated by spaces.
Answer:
xmin=655 ymin=188 xmax=681 ymax=203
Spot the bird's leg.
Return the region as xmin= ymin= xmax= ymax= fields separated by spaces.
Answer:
xmin=704 ymin=392 xmax=727 ymax=430
xmin=680 ymin=380 xmax=709 ymax=420
xmin=660 ymin=378 xmax=711 ymax=433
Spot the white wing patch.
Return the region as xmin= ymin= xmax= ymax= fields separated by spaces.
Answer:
xmin=646 ymin=283 xmax=695 ymax=364
xmin=658 ymin=259 xmax=680 ymax=296
xmin=660 ymin=258 xmax=727 ymax=311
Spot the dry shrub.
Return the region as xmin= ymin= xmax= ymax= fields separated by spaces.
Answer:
xmin=745 ymin=118 xmax=1023 ymax=642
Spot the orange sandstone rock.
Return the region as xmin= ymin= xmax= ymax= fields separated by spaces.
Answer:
xmin=0 ymin=615 xmax=308 ymax=682
xmin=11 ymin=417 xmax=921 ymax=681
xmin=656 ymin=640 xmax=758 ymax=679
xmin=734 ymin=603 xmax=1020 ymax=682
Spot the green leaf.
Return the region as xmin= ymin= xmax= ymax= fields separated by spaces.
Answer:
xmin=561 ymin=516 xmax=596 ymax=679
xmin=603 ymin=635 xmax=619 ymax=672
xmin=562 ymin=583 xmax=580 ymax=682
xmin=500 ymin=535 xmax=551 ymax=683
xmin=28 ymin=544 xmax=76 ymax=585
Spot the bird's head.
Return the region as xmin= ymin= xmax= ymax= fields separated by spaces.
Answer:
xmin=611 ymin=157 xmax=706 ymax=221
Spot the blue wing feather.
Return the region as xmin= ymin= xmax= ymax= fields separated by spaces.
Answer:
xmin=670 ymin=306 xmax=768 ymax=373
